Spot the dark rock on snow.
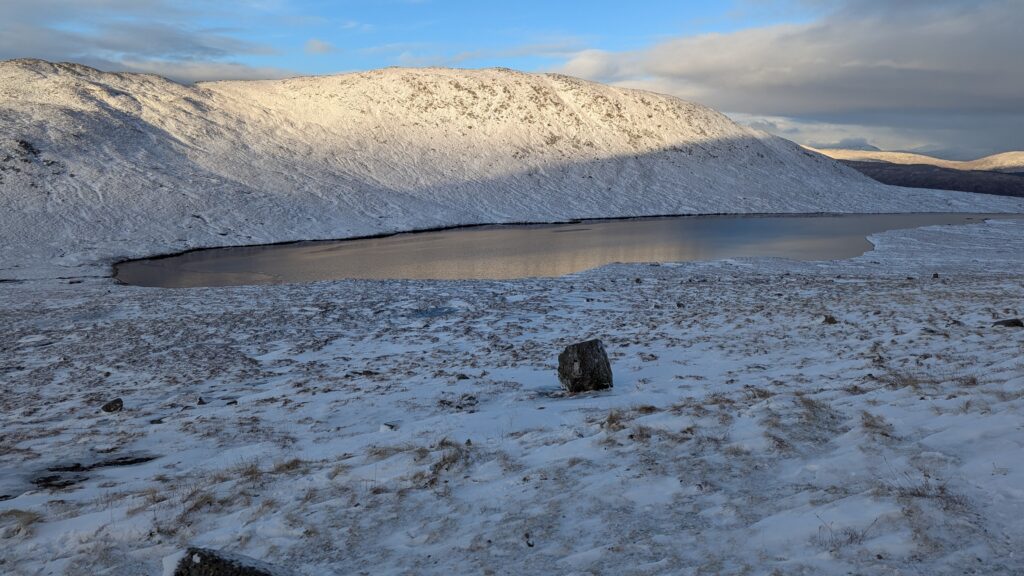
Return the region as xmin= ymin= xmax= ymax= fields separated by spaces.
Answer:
xmin=173 ymin=547 xmax=292 ymax=576
xmin=32 ymin=473 xmax=86 ymax=490
xmin=558 ymin=339 xmax=613 ymax=394
xmin=993 ymin=318 xmax=1024 ymax=328
xmin=101 ymin=398 xmax=123 ymax=413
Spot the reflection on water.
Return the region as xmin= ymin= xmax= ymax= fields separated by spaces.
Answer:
xmin=115 ymin=214 xmax=1014 ymax=287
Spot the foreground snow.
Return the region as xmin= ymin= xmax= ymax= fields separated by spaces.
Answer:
xmin=4 ymin=59 xmax=1024 ymax=281
xmin=2 ymin=219 xmax=1023 ymax=575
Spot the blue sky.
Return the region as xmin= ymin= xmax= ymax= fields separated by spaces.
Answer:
xmin=1 ymin=0 xmax=1021 ymax=158
xmin=216 ymin=0 xmax=821 ymax=74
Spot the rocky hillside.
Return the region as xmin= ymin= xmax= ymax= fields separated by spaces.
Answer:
xmin=2 ymin=59 xmax=1022 ymax=280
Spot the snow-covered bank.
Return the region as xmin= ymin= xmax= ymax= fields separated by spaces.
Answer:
xmin=3 ymin=59 xmax=1024 ymax=281
xmin=2 ymin=219 xmax=1023 ymax=575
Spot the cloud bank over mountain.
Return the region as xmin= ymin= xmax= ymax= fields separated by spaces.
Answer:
xmin=0 ymin=0 xmax=296 ymax=82
xmin=558 ymin=0 xmax=1024 ymax=159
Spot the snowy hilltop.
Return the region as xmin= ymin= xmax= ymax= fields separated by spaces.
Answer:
xmin=814 ymin=148 xmax=1024 ymax=173
xmin=1 ymin=58 xmax=1022 ymax=280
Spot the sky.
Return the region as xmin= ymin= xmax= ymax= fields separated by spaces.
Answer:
xmin=1 ymin=0 xmax=1021 ymax=159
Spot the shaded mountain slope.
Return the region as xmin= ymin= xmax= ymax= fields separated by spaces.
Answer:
xmin=841 ymin=160 xmax=1024 ymax=197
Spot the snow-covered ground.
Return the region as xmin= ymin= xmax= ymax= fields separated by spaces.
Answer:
xmin=2 ymin=219 xmax=1023 ymax=575
xmin=4 ymin=59 xmax=1024 ymax=281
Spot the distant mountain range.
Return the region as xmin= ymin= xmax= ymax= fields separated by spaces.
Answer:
xmin=813 ymin=148 xmax=1024 ymax=173
xmin=813 ymin=148 xmax=1024 ymax=197
xmin=2 ymin=59 xmax=1022 ymax=280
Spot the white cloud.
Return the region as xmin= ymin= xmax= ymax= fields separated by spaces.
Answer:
xmin=391 ymin=38 xmax=585 ymax=68
xmin=340 ymin=20 xmax=374 ymax=32
xmin=0 ymin=0 xmax=294 ymax=83
xmin=729 ymin=113 xmax=923 ymax=151
xmin=557 ymin=0 xmax=1024 ymax=157
xmin=119 ymin=59 xmax=295 ymax=83
xmin=304 ymin=38 xmax=336 ymax=54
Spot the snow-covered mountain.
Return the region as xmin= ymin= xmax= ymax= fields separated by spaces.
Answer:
xmin=2 ymin=58 xmax=1022 ymax=280
xmin=814 ymin=148 xmax=1024 ymax=173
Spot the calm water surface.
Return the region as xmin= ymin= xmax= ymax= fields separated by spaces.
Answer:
xmin=115 ymin=214 xmax=1016 ymax=287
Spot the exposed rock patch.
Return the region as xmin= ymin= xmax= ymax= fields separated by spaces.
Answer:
xmin=173 ymin=548 xmax=291 ymax=576
xmin=993 ymin=318 xmax=1023 ymax=327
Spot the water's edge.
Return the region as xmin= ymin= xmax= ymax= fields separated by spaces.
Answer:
xmin=114 ymin=213 xmax=1022 ymax=288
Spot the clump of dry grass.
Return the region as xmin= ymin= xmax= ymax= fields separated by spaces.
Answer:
xmin=881 ymin=372 xmax=940 ymax=394
xmin=765 ymin=432 xmax=794 ymax=453
xmin=232 ymin=459 xmax=264 ymax=488
xmin=953 ymin=375 xmax=978 ymax=388
xmin=842 ymin=383 xmax=869 ymax=395
xmin=596 ymin=405 xmax=664 ymax=435
xmin=628 ymin=425 xmax=653 ymax=443
xmin=301 ymin=487 xmax=320 ymax=504
xmin=759 ymin=393 xmax=847 ymax=452
xmin=272 ymin=458 xmax=306 ymax=474
xmin=794 ymin=394 xmax=839 ymax=425
xmin=426 ymin=437 xmax=472 ymax=488
xmin=367 ymin=443 xmax=418 ymax=460
xmin=723 ymin=443 xmax=751 ymax=457
xmin=564 ymin=456 xmax=589 ymax=467
xmin=812 ymin=516 xmax=876 ymax=552
xmin=125 ymin=486 xmax=170 ymax=516
xmin=704 ymin=393 xmax=736 ymax=408
xmin=881 ymin=473 xmax=968 ymax=513
xmin=397 ymin=439 xmax=465 ymax=491
xmin=177 ymin=487 xmax=216 ymax=524
xmin=0 ymin=509 xmax=43 ymax=538
xmin=255 ymin=496 xmax=279 ymax=515
xmin=658 ymin=425 xmax=696 ymax=444
xmin=743 ymin=386 xmax=773 ymax=401
xmin=601 ymin=409 xmax=627 ymax=432
xmin=328 ymin=462 xmax=350 ymax=480
xmin=860 ymin=410 xmax=895 ymax=440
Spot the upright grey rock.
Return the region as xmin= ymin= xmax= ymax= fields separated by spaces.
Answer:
xmin=558 ymin=339 xmax=613 ymax=394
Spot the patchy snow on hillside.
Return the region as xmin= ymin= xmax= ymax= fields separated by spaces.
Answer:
xmin=2 ymin=59 xmax=1023 ymax=281
xmin=813 ymin=148 xmax=1024 ymax=173
xmin=2 ymin=219 xmax=1023 ymax=575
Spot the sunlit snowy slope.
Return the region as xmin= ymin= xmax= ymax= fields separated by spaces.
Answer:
xmin=2 ymin=59 xmax=1022 ymax=279
xmin=815 ymin=148 xmax=1024 ymax=173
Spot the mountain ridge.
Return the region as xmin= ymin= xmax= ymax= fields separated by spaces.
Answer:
xmin=2 ymin=59 xmax=1022 ymax=280
xmin=812 ymin=147 xmax=1024 ymax=173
